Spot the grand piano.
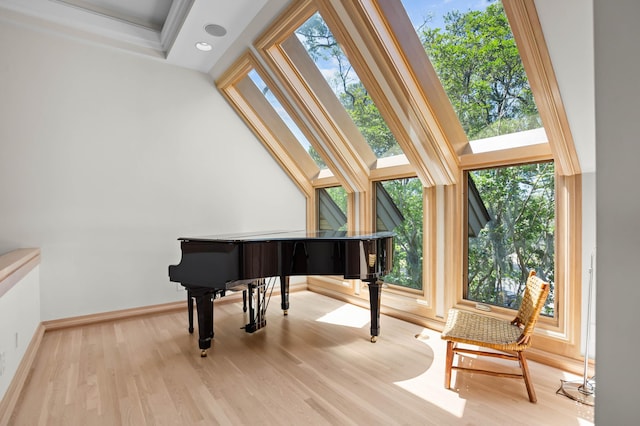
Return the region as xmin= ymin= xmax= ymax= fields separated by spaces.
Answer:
xmin=168 ymin=230 xmax=394 ymax=356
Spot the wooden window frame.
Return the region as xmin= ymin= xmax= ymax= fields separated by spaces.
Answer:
xmin=217 ymin=0 xmax=585 ymax=362
xmin=450 ymin=162 xmax=582 ymax=360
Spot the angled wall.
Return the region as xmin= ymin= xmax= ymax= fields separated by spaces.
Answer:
xmin=0 ymin=20 xmax=305 ymax=321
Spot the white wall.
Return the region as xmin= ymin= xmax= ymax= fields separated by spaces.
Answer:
xmin=0 ymin=21 xmax=306 ymax=321
xmin=581 ymin=172 xmax=596 ymax=359
xmin=535 ymin=0 xmax=595 ymax=173
xmin=536 ymin=0 xmax=597 ymax=359
xmin=594 ymin=0 xmax=640 ymax=423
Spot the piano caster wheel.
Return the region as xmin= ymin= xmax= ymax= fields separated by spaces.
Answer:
xmin=283 ymin=309 xmax=288 ymax=316
xmin=370 ymin=336 xmax=378 ymax=343
xmin=200 ymin=350 xmax=207 ymax=357
xmin=189 ymin=327 xmax=194 ymax=334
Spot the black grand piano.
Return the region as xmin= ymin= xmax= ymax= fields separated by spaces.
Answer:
xmin=168 ymin=230 xmax=394 ymax=356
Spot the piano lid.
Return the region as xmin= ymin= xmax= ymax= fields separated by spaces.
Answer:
xmin=178 ymin=230 xmax=395 ymax=243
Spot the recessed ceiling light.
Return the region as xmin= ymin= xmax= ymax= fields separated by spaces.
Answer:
xmin=195 ymin=42 xmax=212 ymax=51
xmin=204 ymin=24 xmax=227 ymax=37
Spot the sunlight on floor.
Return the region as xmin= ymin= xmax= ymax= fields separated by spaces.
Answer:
xmin=393 ymin=374 xmax=467 ymax=418
xmin=403 ymin=328 xmax=595 ymax=425
xmin=393 ymin=328 xmax=467 ymax=418
xmin=315 ymin=303 xmax=370 ymax=328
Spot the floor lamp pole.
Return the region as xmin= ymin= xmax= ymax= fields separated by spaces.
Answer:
xmin=557 ymin=249 xmax=596 ymax=405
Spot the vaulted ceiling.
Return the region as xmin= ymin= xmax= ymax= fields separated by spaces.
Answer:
xmin=0 ymin=0 xmax=272 ymax=72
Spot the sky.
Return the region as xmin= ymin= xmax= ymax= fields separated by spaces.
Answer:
xmin=401 ymin=0 xmax=494 ymax=30
xmin=308 ymin=0 xmax=496 ymax=88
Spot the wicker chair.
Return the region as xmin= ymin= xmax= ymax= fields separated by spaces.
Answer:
xmin=441 ymin=270 xmax=550 ymax=402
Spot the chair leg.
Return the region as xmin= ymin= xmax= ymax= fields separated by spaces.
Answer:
xmin=445 ymin=341 xmax=454 ymax=389
xmin=518 ymin=352 xmax=537 ymax=403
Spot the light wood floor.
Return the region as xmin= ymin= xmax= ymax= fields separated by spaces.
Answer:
xmin=9 ymin=291 xmax=594 ymax=425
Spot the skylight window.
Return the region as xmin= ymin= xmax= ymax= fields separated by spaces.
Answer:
xmin=295 ymin=12 xmax=403 ymax=160
xmin=401 ymin=0 xmax=546 ymax=146
xmin=247 ymin=69 xmax=327 ymax=169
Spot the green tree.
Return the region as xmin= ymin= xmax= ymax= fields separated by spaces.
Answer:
xmin=295 ymin=7 xmax=553 ymax=301
xmin=417 ymin=2 xmax=554 ymax=312
xmin=339 ymin=84 xmax=402 ymax=157
xmin=379 ymin=178 xmax=423 ymax=289
xmin=420 ymin=2 xmax=541 ymax=140
xmin=468 ymin=163 xmax=555 ymax=314
xmin=297 ymin=13 xmax=399 ymax=158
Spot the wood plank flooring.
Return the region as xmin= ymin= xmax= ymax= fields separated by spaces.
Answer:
xmin=9 ymin=291 xmax=594 ymax=425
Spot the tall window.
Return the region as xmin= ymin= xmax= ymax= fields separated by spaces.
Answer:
xmin=376 ymin=178 xmax=423 ymax=290
xmin=466 ymin=162 xmax=555 ymax=316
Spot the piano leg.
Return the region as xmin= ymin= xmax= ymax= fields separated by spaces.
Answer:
xmin=280 ymin=275 xmax=289 ymax=315
xmin=190 ymin=287 xmax=215 ymax=357
xmin=367 ymin=279 xmax=383 ymax=342
xmin=187 ymin=290 xmax=194 ymax=334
